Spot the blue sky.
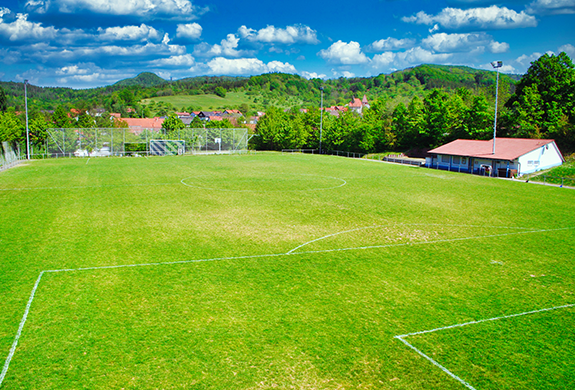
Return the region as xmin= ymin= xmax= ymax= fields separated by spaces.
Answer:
xmin=0 ymin=0 xmax=574 ymax=88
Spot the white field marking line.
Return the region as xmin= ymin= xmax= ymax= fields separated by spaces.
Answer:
xmin=0 ymin=183 xmax=178 ymax=191
xmin=0 ymin=272 xmax=45 ymax=386
xmin=287 ymin=224 xmax=558 ymax=255
xmin=85 ymin=158 xmax=90 ymax=165
xmin=394 ymin=303 xmax=575 ymax=390
xmin=180 ymin=174 xmax=347 ymax=192
xmin=1 ymin=225 xmax=573 ymax=388
xmin=395 ymin=336 xmax=477 ymax=390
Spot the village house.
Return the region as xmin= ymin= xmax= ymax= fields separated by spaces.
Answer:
xmin=426 ymin=138 xmax=564 ymax=177
xmin=119 ymin=117 xmax=165 ymax=135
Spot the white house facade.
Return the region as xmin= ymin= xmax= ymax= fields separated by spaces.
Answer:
xmin=426 ymin=138 xmax=564 ymax=177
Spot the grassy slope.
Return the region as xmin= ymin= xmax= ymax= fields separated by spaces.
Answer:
xmin=0 ymin=155 xmax=573 ymax=389
xmin=141 ymin=91 xmax=304 ymax=112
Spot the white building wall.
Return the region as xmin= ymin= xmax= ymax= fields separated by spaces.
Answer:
xmin=518 ymin=142 xmax=563 ymax=175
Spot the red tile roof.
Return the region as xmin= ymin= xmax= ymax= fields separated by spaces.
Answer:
xmin=120 ymin=117 xmax=165 ymax=134
xmin=349 ymin=98 xmax=362 ymax=108
xmin=429 ymin=138 xmax=561 ymax=161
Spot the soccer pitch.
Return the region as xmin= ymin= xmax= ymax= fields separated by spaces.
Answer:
xmin=0 ymin=153 xmax=573 ymax=389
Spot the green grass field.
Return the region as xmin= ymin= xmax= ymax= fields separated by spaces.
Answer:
xmin=0 ymin=153 xmax=573 ymax=389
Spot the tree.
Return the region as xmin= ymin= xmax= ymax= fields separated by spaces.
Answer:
xmin=423 ymin=89 xmax=450 ymax=147
xmin=162 ymin=113 xmax=185 ymax=136
xmin=505 ymin=52 xmax=575 ymax=150
xmin=52 ymin=105 xmax=71 ymax=128
xmin=215 ymin=87 xmax=226 ymax=98
xmin=0 ymin=110 xmax=23 ymax=143
xmin=0 ymin=87 xmax=7 ymax=112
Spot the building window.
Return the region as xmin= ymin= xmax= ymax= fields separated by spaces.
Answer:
xmin=461 ymin=157 xmax=467 ymax=165
xmin=453 ymin=156 xmax=460 ymax=164
xmin=441 ymin=155 xmax=450 ymax=163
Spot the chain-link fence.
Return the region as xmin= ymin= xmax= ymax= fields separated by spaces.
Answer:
xmin=43 ymin=128 xmax=249 ymax=158
xmin=0 ymin=142 xmax=23 ymax=171
xmin=524 ymin=174 xmax=575 ymax=188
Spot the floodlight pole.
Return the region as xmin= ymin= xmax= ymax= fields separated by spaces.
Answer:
xmin=491 ymin=61 xmax=502 ymax=155
xmin=319 ymin=87 xmax=324 ymax=154
xmin=25 ymin=80 xmax=30 ymax=160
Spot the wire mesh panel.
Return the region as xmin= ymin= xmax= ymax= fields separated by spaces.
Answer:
xmin=0 ymin=142 xmax=22 ymax=171
xmin=45 ymin=127 xmax=249 ymax=157
xmin=184 ymin=128 xmax=249 ymax=155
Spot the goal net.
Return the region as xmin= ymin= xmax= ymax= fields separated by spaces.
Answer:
xmin=149 ymin=140 xmax=185 ymax=156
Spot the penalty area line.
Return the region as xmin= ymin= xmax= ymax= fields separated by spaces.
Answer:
xmin=2 ymin=226 xmax=574 ymax=388
xmin=395 ymin=303 xmax=575 ymax=390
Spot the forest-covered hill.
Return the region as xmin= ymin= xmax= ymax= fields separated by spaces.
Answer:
xmin=0 ymin=64 xmax=518 ymax=114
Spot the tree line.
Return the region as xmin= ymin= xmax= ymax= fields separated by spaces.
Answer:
xmin=253 ymin=53 xmax=575 ymax=155
xmin=1 ymin=52 xmax=573 ymax=157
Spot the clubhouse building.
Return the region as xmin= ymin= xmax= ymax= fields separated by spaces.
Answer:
xmin=426 ymin=138 xmax=564 ymax=177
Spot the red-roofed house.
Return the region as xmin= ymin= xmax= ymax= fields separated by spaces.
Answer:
xmin=120 ymin=117 xmax=165 ymax=135
xmin=427 ymin=138 xmax=564 ymax=177
xmin=348 ymin=95 xmax=370 ymax=114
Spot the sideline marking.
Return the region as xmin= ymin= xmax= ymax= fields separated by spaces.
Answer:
xmin=1 ymin=225 xmax=574 ymax=387
xmin=0 ymin=272 xmax=45 ymax=385
xmin=0 ymin=183 xmax=177 ymax=191
xmin=395 ymin=303 xmax=575 ymax=390
xmin=85 ymin=158 xmax=90 ymax=165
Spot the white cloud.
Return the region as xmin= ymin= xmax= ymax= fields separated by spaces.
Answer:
xmin=97 ymin=24 xmax=161 ymax=42
xmin=402 ymin=6 xmax=538 ymax=30
xmin=195 ymin=34 xmax=246 ymax=58
xmin=559 ymin=43 xmax=575 ymax=57
xmin=300 ymin=71 xmax=326 ymax=79
xmin=422 ymin=32 xmax=508 ymax=54
xmin=318 ymin=41 xmax=369 ymax=65
xmin=176 ymin=23 xmax=202 ymax=40
xmin=238 ymin=24 xmax=319 ymax=45
xmin=266 ymin=60 xmax=297 ymax=73
xmin=527 ymin=0 xmax=575 ymax=15
xmin=367 ymin=37 xmax=416 ymax=52
xmin=372 ymin=47 xmax=453 ymax=70
xmin=56 ymin=64 xmax=91 ymax=75
xmin=206 ymin=57 xmax=295 ymax=75
xmin=149 ymin=54 xmax=195 ymax=67
xmin=489 ymin=41 xmax=509 ymax=53
xmin=24 ymin=0 xmax=208 ymax=20
xmin=515 ymin=52 xmax=544 ymax=66
xmin=0 ymin=12 xmax=57 ymax=42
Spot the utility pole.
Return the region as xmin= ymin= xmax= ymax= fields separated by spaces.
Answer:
xmin=25 ymin=80 xmax=30 ymax=160
xmin=319 ymin=86 xmax=324 ymax=154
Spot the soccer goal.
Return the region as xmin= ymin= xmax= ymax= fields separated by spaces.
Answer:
xmin=149 ymin=140 xmax=186 ymax=156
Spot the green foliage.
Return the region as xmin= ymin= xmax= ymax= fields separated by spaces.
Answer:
xmin=214 ymin=86 xmax=227 ymax=98
xmin=505 ymin=52 xmax=575 ymax=151
xmin=162 ymin=113 xmax=185 ymax=135
xmin=114 ymin=72 xmax=167 ymax=87
xmin=0 ymin=87 xmax=7 ymax=112
xmin=0 ymin=110 xmax=23 ymax=143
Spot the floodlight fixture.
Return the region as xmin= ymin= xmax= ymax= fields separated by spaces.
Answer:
xmin=491 ymin=61 xmax=503 ymax=69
